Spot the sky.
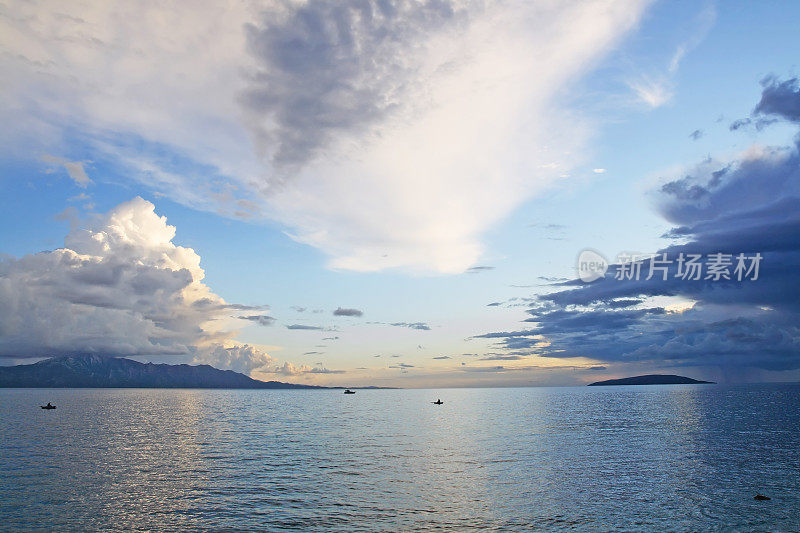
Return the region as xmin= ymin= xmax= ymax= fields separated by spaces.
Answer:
xmin=1 ymin=0 xmax=799 ymax=387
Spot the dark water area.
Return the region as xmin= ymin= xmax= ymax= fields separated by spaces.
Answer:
xmin=1 ymin=384 xmax=798 ymax=531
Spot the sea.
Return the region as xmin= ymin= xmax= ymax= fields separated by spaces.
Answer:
xmin=1 ymin=384 xmax=798 ymax=532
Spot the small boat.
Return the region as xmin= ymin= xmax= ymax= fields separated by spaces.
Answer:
xmin=343 ymin=389 xmax=356 ymax=394
xmin=41 ymin=403 xmax=56 ymax=410
xmin=432 ymin=399 xmax=443 ymax=405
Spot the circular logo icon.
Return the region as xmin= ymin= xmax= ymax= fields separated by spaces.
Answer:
xmin=577 ymin=249 xmax=608 ymax=282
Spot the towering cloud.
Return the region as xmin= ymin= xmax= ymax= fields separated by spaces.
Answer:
xmin=0 ymin=198 xmax=273 ymax=374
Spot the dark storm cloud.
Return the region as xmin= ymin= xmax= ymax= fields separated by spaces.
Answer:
xmin=729 ymin=76 xmax=799 ymax=131
xmin=241 ymin=0 xmax=467 ymax=167
xmin=524 ymin=308 xmax=666 ymax=333
xmin=657 ymin=148 xmax=799 ymax=227
xmin=605 ymin=299 xmax=644 ymax=308
xmin=754 ymin=76 xmax=800 ymax=123
xmin=333 ymin=307 xmax=363 ymax=317
xmin=475 ymin=78 xmax=800 ymax=373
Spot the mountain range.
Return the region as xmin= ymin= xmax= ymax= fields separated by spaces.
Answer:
xmin=0 ymin=354 xmax=325 ymax=389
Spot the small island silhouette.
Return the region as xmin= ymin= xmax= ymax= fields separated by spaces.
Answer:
xmin=588 ymin=374 xmax=714 ymax=386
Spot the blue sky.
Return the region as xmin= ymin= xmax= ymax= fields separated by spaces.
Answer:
xmin=1 ymin=0 xmax=799 ymax=386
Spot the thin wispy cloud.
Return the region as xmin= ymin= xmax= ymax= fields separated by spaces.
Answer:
xmin=41 ymin=155 xmax=92 ymax=187
xmin=628 ymin=76 xmax=673 ymax=108
xmin=668 ymin=4 xmax=716 ymax=74
xmin=391 ymin=322 xmax=431 ymax=331
xmin=628 ymin=4 xmax=716 ymax=109
xmin=466 ymin=266 xmax=494 ymax=274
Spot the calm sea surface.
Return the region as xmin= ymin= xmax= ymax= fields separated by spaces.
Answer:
xmin=1 ymin=384 xmax=798 ymax=532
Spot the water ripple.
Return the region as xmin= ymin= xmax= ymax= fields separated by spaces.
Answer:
xmin=0 ymin=385 xmax=798 ymax=531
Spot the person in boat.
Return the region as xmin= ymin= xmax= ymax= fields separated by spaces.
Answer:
xmin=45 ymin=402 xmax=53 ymax=408
xmin=433 ymin=399 xmax=443 ymax=404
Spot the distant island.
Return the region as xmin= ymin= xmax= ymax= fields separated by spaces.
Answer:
xmin=588 ymin=374 xmax=715 ymax=386
xmin=0 ymin=354 xmax=327 ymax=389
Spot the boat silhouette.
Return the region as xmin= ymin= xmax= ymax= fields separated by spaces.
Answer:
xmin=40 ymin=403 xmax=56 ymax=410
xmin=343 ymin=389 xmax=356 ymax=394
xmin=432 ymin=399 xmax=443 ymax=405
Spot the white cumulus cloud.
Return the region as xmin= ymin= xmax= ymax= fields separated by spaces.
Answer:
xmin=0 ymin=197 xmax=273 ymax=374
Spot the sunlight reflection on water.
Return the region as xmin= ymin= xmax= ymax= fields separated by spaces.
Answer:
xmin=1 ymin=384 xmax=798 ymax=531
